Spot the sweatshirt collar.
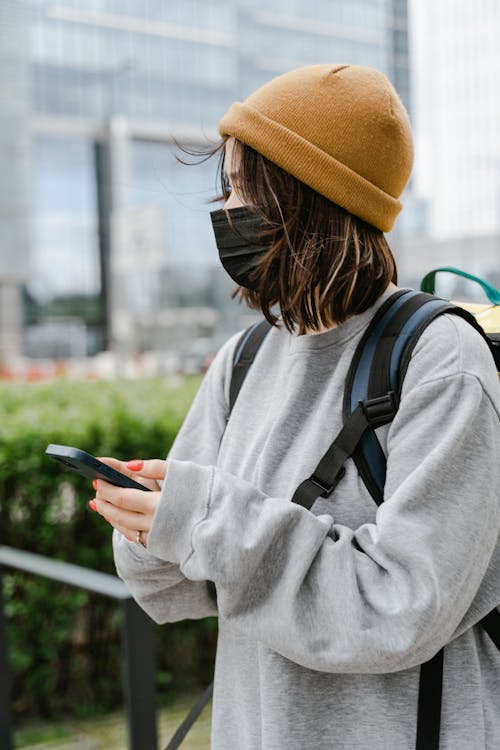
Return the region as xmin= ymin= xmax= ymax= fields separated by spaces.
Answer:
xmin=288 ymin=287 xmax=407 ymax=353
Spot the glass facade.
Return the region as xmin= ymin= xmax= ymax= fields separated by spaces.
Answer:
xmin=130 ymin=141 xmax=216 ymax=269
xmin=10 ymin=0 xmax=409 ymax=357
xmin=32 ymin=135 xmax=99 ymax=302
xmin=29 ymin=0 xmax=238 ymax=122
xmin=413 ymin=0 xmax=500 ymax=239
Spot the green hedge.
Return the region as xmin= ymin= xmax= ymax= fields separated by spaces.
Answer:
xmin=0 ymin=376 xmax=217 ymax=720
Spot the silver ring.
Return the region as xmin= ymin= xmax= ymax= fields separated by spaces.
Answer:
xmin=135 ymin=530 xmax=147 ymax=548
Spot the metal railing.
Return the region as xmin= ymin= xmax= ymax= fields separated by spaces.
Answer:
xmin=0 ymin=545 xmax=158 ymax=750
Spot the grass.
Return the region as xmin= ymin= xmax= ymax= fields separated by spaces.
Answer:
xmin=14 ymin=693 xmax=212 ymax=750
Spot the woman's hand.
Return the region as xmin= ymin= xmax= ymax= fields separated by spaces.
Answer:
xmin=90 ymin=457 xmax=167 ymax=547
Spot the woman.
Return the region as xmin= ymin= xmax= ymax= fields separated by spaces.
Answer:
xmin=92 ymin=65 xmax=500 ymax=749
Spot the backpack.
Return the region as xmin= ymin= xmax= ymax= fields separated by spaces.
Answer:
xmin=228 ymin=270 xmax=500 ymax=750
xmin=166 ymin=269 xmax=500 ymax=750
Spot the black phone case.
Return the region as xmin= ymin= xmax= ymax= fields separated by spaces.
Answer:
xmin=45 ymin=444 xmax=151 ymax=491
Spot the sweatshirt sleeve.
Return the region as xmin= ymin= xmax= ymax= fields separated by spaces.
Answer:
xmin=112 ymin=332 xmax=240 ymax=623
xmin=146 ymin=326 xmax=500 ymax=672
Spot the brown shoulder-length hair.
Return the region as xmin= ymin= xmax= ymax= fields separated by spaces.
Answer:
xmin=215 ymin=137 xmax=397 ymax=334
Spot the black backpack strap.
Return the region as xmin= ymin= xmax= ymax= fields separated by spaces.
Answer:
xmin=291 ymin=290 xmax=436 ymax=510
xmin=163 ymin=683 xmax=214 ymax=750
xmin=344 ymin=292 xmax=485 ymax=504
xmin=416 ymin=648 xmax=444 ymax=750
xmin=415 ymin=607 xmax=500 ymax=750
xmin=343 ymin=290 xmax=442 ymax=503
xmin=480 ymin=607 xmax=500 ymax=649
xmin=229 ymin=319 xmax=272 ymax=416
xmin=398 ymin=302 xmax=493 ymax=383
xmin=291 ymin=394 xmax=398 ymax=509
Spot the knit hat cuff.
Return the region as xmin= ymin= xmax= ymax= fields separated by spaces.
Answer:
xmin=219 ymin=101 xmax=402 ymax=232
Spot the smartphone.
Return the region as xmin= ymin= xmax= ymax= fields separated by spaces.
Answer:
xmin=45 ymin=444 xmax=151 ymax=491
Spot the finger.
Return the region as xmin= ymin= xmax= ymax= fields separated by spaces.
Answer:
xmin=97 ymin=456 xmax=138 ymax=479
xmin=94 ymin=496 xmax=149 ymax=532
xmin=112 ymin=521 xmax=140 ymax=544
xmin=126 ymin=459 xmax=167 ymax=481
xmin=120 ymin=526 xmax=149 ymax=547
xmin=88 ymin=499 xmax=139 ymax=543
xmin=95 ymin=456 xmax=160 ymax=490
xmin=95 ymin=482 xmax=157 ymax=515
xmin=97 ymin=457 xmax=162 ymax=491
xmin=113 ymin=519 xmax=149 ymax=546
xmin=96 ymin=510 xmax=136 ymax=543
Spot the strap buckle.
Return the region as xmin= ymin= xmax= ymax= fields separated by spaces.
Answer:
xmin=360 ymin=391 xmax=399 ymax=427
xmin=310 ymin=467 xmax=346 ymax=498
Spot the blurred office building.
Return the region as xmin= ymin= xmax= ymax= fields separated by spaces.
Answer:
xmin=411 ymin=0 xmax=500 ymax=241
xmin=0 ymin=3 xmax=31 ymax=363
xmin=0 ymin=0 xmax=411 ymax=363
xmin=398 ymin=0 xmax=500 ymax=297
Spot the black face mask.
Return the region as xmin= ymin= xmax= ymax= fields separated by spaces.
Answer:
xmin=210 ymin=206 xmax=272 ymax=290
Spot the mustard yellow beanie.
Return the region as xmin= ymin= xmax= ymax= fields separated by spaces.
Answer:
xmin=219 ymin=64 xmax=413 ymax=233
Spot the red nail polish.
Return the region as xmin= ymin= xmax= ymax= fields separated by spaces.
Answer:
xmin=89 ymin=500 xmax=97 ymax=511
xmin=127 ymin=459 xmax=143 ymax=471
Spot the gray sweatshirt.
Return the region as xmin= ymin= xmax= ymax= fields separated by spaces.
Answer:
xmin=113 ymin=292 xmax=500 ymax=750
